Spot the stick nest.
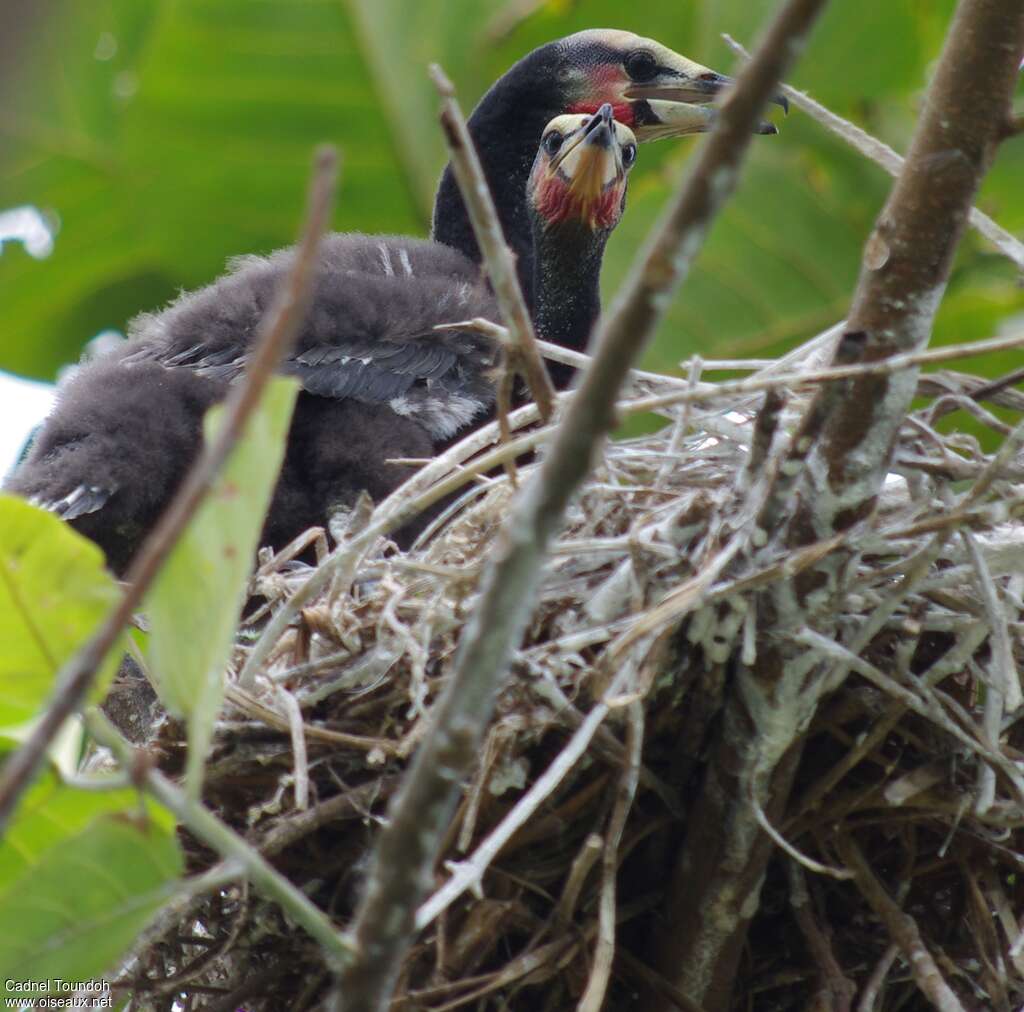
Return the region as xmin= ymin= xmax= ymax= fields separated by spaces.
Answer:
xmin=117 ymin=360 xmax=1024 ymax=1012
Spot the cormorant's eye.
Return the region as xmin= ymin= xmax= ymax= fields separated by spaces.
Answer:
xmin=622 ymin=143 xmax=637 ymax=168
xmin=624 ymin=49 xmax=658 ymax=83
xmin=543 ymin=131 xmax=564 ymax=157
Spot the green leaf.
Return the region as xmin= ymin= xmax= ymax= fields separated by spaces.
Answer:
xmin=0 ymin=496 xmax=123 ymax=727
xmin=0 ymin=0 xmax=423 ymax=379
xmin=0 ymin=769 xmax=174 ymax=896
xmin=4 ymin=0 xmax=1023 ymax=395
xmin=0 ymin=806 xmax=182 ymax=991
xmin=144 ymin=377 xmax=298 ymax=796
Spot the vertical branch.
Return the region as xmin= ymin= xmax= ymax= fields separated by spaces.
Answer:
xmin=577 ymin=700 xmax=644 ymax=1012
xmin=653 ymin=5 xmax=1024 ymax=1011
xmin=791 ymin=0 xmax=1024 ymax=547
xmin=837 ymin=836 xmax=967 ymax=1012
xmin=333 ymin=1 xmax=826 ymax=1008
xmin=429 ymin=64 xmax=556 ymax=422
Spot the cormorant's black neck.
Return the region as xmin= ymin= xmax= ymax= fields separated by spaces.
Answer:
xmin=432 ymin=43 xmax=564 ymax=311
xmin=531 ymin=221 xmax=609 ymax=390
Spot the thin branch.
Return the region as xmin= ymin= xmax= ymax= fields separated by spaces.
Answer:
xmin=429 ymin=63 xmax=556 ymax=422
xmin=796 ymin=627 xmax=1024 ymax=802
xmin=856 ymin=945 xmax=899 ymax=1012
xmin=837 ymin=835 xmax=968 ymax=1012
xmin=275 ymin=685 xmax=310 ymax=810
xmin=555 ymin=834 xmax=603 ymax=926
xmin=792 ymin=622 xmax=991 ymax=821
xmin=0 ymin=146 xmax=339 ymax=834
xmin=237 ymin=318 xmax=1022 ymax=687
xmin=614 ymin=328 xmax=1024 ymax=416
xmin=414 ymin=660 xmax=639 ymax=929
xmin=788 ymin=862 xmax=856 ymax=1012
xmin=750 ymin=793 xmax=852 ymax=880
xmin=333 ymin=0 xmax=824 ymax=1005
xmin=84 ymin=709 xmax=353 ymax=969
xmin=578 ymin=701 xmax=643 ymax=1012
xmin=510 ymin=321 xmax=1024 ymax=406
xmin=962 ymin=529 xmax=1017 ymax=815
xmin=723 ymin=34 xmax=1024 ymax=271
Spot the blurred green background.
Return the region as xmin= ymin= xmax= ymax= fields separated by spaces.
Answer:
xmin=1 ymin=0 xmax=1022 ymax=385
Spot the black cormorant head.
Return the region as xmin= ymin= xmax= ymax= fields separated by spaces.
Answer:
xmin=527 ymin=105 xmax=636 ymax=234
xmin=553 ymin=29 xmax=787 ymax=139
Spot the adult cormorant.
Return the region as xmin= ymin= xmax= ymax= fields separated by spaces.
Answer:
xmin=432 ymin=28 xmax=786 ymax=305
xmin=7 ymin=107 xmax=638 ymax=572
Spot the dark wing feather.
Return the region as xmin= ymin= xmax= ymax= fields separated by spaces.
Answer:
xmin=285 ymin=337 xmax=461 ymax=400
xmin=4 ymin=354 xmax=226 ymax=574
xmin=31 ymin=483 xmax=113 ymax=520
xmin=286 ymin=358 xmax=412 ymax=402
xmin=124 ymin=235 xmax=500 ymax=408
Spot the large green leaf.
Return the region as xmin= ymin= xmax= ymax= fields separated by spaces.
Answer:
xmin=0 ymin=496 xmax=122 ymax=727
xmin=0 ymin=769 xmax=173 ymax=895
xmin=0 ymin=0 xmax=422 ymax=378
xmin=0 ymin=807 xmax=182 ymax=991
xmin=3 ymin=0 xmax=1022 ymax=392
xmin=144 ymin=377 xmax=297 ymax=797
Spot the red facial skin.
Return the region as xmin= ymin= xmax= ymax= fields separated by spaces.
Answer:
xmin=567 ymin=100 xmax=635 ymax=127
xmin=532 ymin=174 xmax=623 ymax=231
xmin=567 ymin=65 xmax=635 ymax=127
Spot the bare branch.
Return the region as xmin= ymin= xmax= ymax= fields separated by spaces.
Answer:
xmin=0 ymin=147 xmax=339 ymax=834
xmin=788 ymin=862 xmax=856 ymax=1012
xmin=796 ymin=627 xmax=1024 ymax=801
xmin=429 ymin=63 xmax=556 ymax=422
xmin=856 ymin=945 xmax=899 ymax=1012
xmin=962 ymin=528 xmax=1018 ymax=814
xmin=725 ymin=34 xmax=1024 ymax=271
xmin=838 ymin=835 xmax=968 ymax=1012
xmin=578 ymin=701 xmax=643 ymax=1012
xmin=555 ymin=834 xmax=603 ymax=926
xmin=84 ymin=709 xmax=353 ymax=968
xmin=332 ymin=0 xmax=827 ymax=1005
xmin=415 ymin=659 xmax=644 ymax=929
xmin=794 ymin=0 xmax=1024 ymax=547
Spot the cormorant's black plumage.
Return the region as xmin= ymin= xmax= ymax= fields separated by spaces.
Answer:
xmin=124 ymin=236 xmax=498 ymax=436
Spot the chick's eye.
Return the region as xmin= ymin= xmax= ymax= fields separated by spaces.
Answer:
xmin=622 ymin=143 xmax=637 ymax=168
xmin=543 ymin=131 xmax=564 ymax=157
xmin=624 ymin=49 xmax=658 ymax=83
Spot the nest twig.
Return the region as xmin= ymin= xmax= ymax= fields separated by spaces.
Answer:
xmin=112 ymin=340 xmax=1024 ymax=1011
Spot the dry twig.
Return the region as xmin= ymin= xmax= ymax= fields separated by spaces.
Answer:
xmin=723 ymin=33 xmax=1024 ymax=271
xmin=334 ymin=0 xmax=825 ymax=1004
xmin=429 ymin=63 xmax=555 ymax=423
xmin=0 ymin=146 xmax=339 ymax=833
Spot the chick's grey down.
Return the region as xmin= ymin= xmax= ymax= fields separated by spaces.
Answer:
xmin=8 ymin=103 xmax=645 ymax=572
